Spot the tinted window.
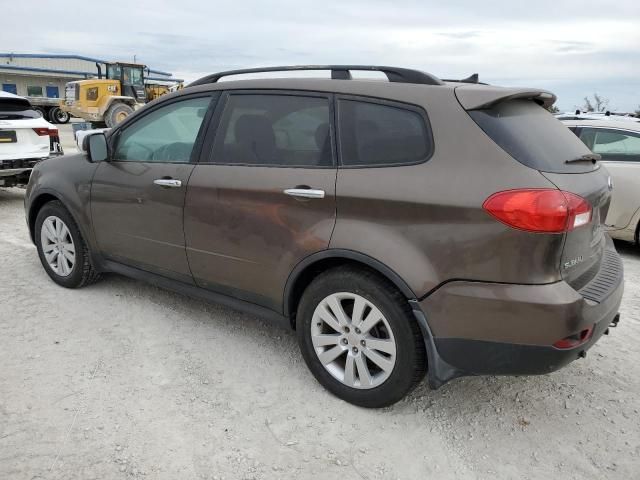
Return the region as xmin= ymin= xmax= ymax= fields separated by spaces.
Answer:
xmin=114 ymin=96 xmax=211 ymax=163
xmin=579 ymin=128 xmax=640 ymax=162
xmin=27 ymin=86 xmax=43 ymax=97
xmin=211 ymin=94 xmax=333 ymax=167
xmin=338 ymin=99 xmax=431 ymax=167
xmin=469 ymin=100 xmax=595 ymax=173
xmin=0 ymin=97 xmax=39 ymax=120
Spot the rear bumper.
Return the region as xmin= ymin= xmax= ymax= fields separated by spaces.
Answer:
xmin=416 ymin=238 xmax=624 ymax=386
xmin=0 ymin=158 xmax=42 ymax=178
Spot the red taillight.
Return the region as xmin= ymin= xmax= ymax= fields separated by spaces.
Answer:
xmin=32 ymin=128 xmax=58 ymax=137
xmin=32 ymin=127 xmax=50 ymax=136
xmin=483 ymin=189 xmax=592 ymax=233
xmin=553 ymin=325 xmax=594 ymax=349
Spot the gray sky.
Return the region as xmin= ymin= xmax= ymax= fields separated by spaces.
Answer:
xmin=4 ymin=0 xmax=639 ymax=111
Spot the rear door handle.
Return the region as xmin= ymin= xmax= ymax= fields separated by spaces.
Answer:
xmin=153 ymin=178 xmax=182 ymax=188
xmin=283 ymin=188 xmax=325 ymax=199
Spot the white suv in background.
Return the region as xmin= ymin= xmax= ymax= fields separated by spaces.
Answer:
xmin=0 ymin=91 xmax=63 ymax=187
xmin=563 ymin=118 xmax=640 ymax=245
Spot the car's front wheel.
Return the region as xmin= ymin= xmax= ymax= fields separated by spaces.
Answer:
xmin=297 ymin=267 xmax=426 ymax=408
xmin=35 ymin=201 xmax=100 ymax=288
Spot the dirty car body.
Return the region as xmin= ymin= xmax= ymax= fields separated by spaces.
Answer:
xmin=24 ymin=66 xmax=623 ymax=407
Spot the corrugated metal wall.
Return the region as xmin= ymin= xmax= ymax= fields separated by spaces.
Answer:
xmin=0 ymin=73 xmax=67 ymax=99
xmin=0 ymin=56 xmax=98 ymax=74
xmin=0 ymin=54 xmax=178 ymax=101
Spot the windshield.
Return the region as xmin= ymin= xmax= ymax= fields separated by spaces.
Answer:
xmin=469 ymin=100 xmax=596 ymax=173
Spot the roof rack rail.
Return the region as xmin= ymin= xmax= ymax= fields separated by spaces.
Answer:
xmin=441 ymin=73 xmax=485 ymax=84
xmin=187 ymin=65 xmax=444 ymax=88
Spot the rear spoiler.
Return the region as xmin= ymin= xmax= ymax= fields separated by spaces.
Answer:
xmin=455 ymin=85 xmax=557 ymax=110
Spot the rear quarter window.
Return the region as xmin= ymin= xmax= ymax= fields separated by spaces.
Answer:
xmin=338 ymin=98 xmax=432 ymax=167
xmin=469 ymin=100 xmax=595 ymax=173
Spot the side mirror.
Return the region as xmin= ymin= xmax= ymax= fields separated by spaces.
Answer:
xmin=84 ymin=133 xmax=109 ymax=162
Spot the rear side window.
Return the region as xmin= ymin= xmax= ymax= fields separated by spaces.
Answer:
xmin=469 ymin=100 xmax=595 ymax=173
xmin=338 ymin=99 xmax=431 ymax=167
xmin=211 ymin=94 xmax=333 ymax=167
xmin=579 ymin=128 xmax=640 ymax=162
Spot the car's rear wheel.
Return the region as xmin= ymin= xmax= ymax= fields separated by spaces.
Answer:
xmin=35 ymin=201 xmax=100 ymax=288
xmin=297 ymin=267 xmax=426 ymax=408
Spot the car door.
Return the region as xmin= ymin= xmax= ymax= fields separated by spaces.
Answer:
xmin=184 ymin=91 xmax=337 ymax=311
xmin=578 ymin=126 xmax=640 ymax=230
xmin=91 ymin=94 xmax=216 ymax=282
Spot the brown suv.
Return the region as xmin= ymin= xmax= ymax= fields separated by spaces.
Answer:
xmin=24 ymin=66 xmax=623 ymax=407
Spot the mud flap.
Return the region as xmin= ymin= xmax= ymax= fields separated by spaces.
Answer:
xmin=409 ymin=299 xmax=464 ymax=389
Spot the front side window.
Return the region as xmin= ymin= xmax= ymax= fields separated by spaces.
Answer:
xmin=27 ymin=86 xmax=43 ymax=97
xmin=114 ymin=96 xmax=211 ymax=163
xmin=211 ymin=94 xmax=333 ymax=167
xmin=579 ymin=128 xmax=640 ymax=162
xmin=338 ymin=99 xmax=431 ymax=167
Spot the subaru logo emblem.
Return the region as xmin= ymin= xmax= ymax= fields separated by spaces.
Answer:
xmin=607 ymin=176 xmax=613 ymax=191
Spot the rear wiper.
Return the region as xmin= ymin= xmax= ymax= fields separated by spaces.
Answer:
xmin=565 ymin=153 xmax=601 ymax=164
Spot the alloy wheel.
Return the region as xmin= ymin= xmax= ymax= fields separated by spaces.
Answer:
xmin=40 ymin=216 xmax=76 ymax=277
xmin=311 ymin=292 xmax=397 ymax=389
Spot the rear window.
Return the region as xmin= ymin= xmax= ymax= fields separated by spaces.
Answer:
xmin=469 ymin=100 xmax=595 ymax=173
xmin=338 ymin=99 xmax=432 ymax=167
xmin=0 ymin=98 xmax=39 ymax=120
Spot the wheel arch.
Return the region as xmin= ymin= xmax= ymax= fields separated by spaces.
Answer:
xmin=283 ymin=249 xmax=417 ymax=325
xmin=28 ymin=192 xmax=61 ymax=243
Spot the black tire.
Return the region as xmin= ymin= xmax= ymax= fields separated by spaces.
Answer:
xmin=32 ymin=106 xmax=45 ymax=118
xmin=48 ymin=107 xmax=70 ymax=124
xmin=35 ymin=201 xmax=100 ymax=288
xmin=104 ymin=103 xmax=134 ymax=128
xmin=297 ymin=266 xmax=426 ymax=408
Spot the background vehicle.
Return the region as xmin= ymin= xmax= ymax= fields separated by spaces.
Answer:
xmin=556 ymin=111 xmax=640 ymax=122
xmin=61 ymin=62 xmax=149 ymax=128
xmin=28 ymin=97 xmax=71 ymax=125
xmin=0 ymin=91 xmax=62 ymax=187
xmin=25 ymin=66 xmax=623 ymax=407
xmin=563 ymin=118 xmax=640 ymax=245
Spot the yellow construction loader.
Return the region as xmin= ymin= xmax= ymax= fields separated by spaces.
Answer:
xmin=60 ymin=62 xmax=175 ymax=127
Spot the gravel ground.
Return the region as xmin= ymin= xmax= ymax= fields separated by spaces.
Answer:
xmin=1 ymin=185 xmax=639 ymax=480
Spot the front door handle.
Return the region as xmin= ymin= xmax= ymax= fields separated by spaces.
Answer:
xmin=283 ymin=188 xmax=325 ymax=199
xmin=154 ymin=178 xmax=182 ymax=188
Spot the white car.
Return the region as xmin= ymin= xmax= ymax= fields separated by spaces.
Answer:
xmin=0 ymin=91 xmax=63 ymax=187
xmin=562 ymin=118 xmax=640 ymax=245
xmin=556 ymin=111 xmax=640 ymax=123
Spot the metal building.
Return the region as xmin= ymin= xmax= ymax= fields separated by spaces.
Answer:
xmin=0 ymin=52 xmax=181 ymax=113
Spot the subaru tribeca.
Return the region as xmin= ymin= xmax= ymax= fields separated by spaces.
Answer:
xmin=24 ymin=66 xmax=623 ymax=407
